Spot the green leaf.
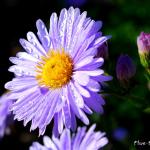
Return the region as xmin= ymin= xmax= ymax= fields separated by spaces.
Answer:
xmin=144 ymin=107 xmax=150 ymax=113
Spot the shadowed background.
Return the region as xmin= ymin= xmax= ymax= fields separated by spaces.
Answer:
xmin=0 ymin=0 xmax=150 ymax=149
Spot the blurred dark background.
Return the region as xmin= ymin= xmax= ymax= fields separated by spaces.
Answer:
xmin=0 ymin=0 xmax=150 ymax=150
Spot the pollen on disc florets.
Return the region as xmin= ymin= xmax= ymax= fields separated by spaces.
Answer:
xmin=36 ymin=49 xmax=73 ymax=89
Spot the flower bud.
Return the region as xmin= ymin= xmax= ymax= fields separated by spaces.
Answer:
xmin=137 ymin=32 xmax=150 ymax=68
xmin=116 ymin=55 xmax=136 ymax=83
xmin=96 ymin=42 xmax=109 ymax=60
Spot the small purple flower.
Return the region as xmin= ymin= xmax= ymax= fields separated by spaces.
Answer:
xmin=29 ymin=124 xmax=108 ymax=150
xmin=137 ymin=32 xmax=150 ymax=68
xmin=0 ymin=93 xmax=13 ymax=138
xmin=96 ymin=42 xmax=109 ymax=60
xmin=116 ymin=55 xmax=136 ymax=83
xmin=113 ymin=127 xmax=128 ymax=141
xmin=5 ymin=7 xmax=111 ymax=136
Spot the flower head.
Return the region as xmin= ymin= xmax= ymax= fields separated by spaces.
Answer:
xmin=0 ymin=93 xmax=13 ymax=138
xmin=137 ymin=32 xmax=150 ymax=69
xmin=29 ymin=124 xmax=108 ymax=150
xmin=116 ymin=54 xmax=136 ymax=83
xmin=5 ymin=7 xmax=111 ymax=135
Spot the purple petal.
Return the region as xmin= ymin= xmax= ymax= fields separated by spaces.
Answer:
xmin=70 ymin=82 xmax=84 ymax=108
xmin=74 ymin=81 xmax=90 ymax=98
xmin=62 ymin=100 xmax=71 ymax=129
xmin=65 ymin=7 xmax=75 ymax=51
xmin=87 ymin=79 xmax=100 ymax=92
xmin=43 ymin=136 xmax=57 ymax=150
xmin=92 ymin=36 xmax=110 ymax=48
xmin=57 ymin=110 xmax=64 ymax=134
xmin=74 ymin=56 xmax=93 ymax=69
xmin=73 ymin=71 xmax=89 ymax=86
xmin=84 ymin=92 xmax=104 ymax=113
xmin=49 ymin=13 xmax=59 ymax=50
xmin=27 ymin=32 xmax=47 ymax=56
xmin=70 ymin=108 xmax=77 ymax=132
xmin=67 ymin=85 xmax=89 ymax=125
xmin=72 ymin=127 xmax=86 ymax=150
xmin=58 ymin=8 xmax=68 ymax=48
xmin=69 ymin=11 xmax=87 ymax=53
xmin=36 ymin=19 xmax=51 ymax=51
xmin=76 ymin=58 xmax=104 ymax=71
xmin=60 ymin=129 xmax=71 ymax=150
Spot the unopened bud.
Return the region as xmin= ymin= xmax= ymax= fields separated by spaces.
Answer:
xmin=96 ymin=42 xmax=109 ymax=60
xmin=116 ymin=55 xmax=136 ymax=84
xmin=137 ymin=32 xmax=150 ymax=69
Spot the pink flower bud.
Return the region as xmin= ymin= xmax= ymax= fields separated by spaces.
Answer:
xmin=137 ymin=32 xmax=150 ymax=68
xmin=137 ymin=32 xmax=150 ymax=53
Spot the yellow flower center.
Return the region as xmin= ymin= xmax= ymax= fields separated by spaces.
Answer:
xmin=36 ymin=49 xmax=73 ymax=89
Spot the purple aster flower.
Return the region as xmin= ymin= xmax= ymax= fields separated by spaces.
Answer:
xmin=5 ymin=7 xmax=111 ymax=135
xmin=137 ymin=32 xmax=150 ymax=69
xmin=29 ymin=124 xmax=108 ymax=150
xmin=116 ymin=54 xmax=136 ymax=84
xmin=0 ymin=93 xmax=14 ymax=138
